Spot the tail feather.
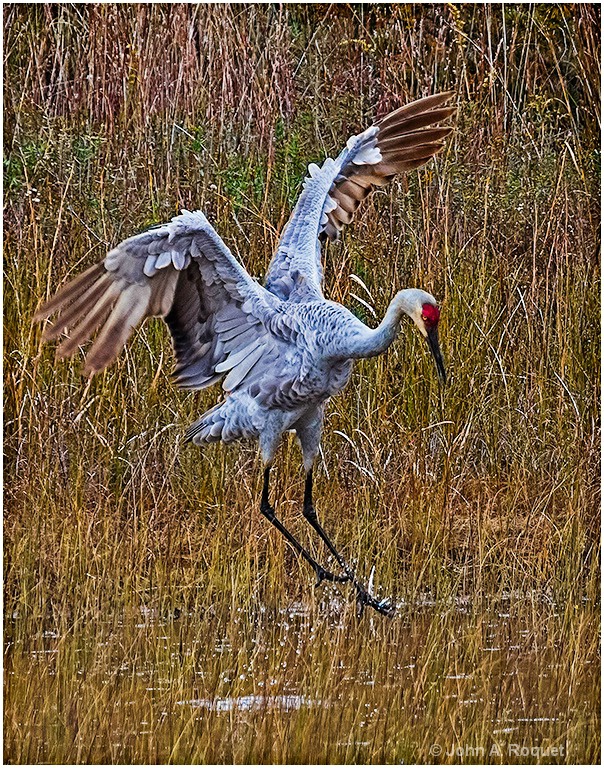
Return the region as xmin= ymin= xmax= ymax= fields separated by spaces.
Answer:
xmin=185 ymin=402 xmax=225 ymax=445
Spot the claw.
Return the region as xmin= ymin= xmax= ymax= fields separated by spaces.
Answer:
xmin=375 ymin=598 xmax=396 ymax=619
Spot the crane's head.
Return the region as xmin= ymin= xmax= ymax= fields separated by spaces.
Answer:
xmin=398 ymin=288 xmax=447 ymax=384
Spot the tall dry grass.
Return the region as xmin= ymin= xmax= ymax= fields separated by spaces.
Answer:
xmin=4 ymin=3 xmax=600 ymax=764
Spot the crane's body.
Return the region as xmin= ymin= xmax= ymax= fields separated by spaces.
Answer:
xmin=188 ymin=289 xmax=438 ymax=470
xmin=35 ymin=92 xmax=454 ymax=617
xmin=186 ymin=299 xmax=360 ymax=472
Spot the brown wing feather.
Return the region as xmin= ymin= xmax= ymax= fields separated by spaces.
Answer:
xmin=34 ymin=211 xmax=279 ymax=388
xmin=84 ymin=284 xmax=153 ymax=374
xmin=33 ymin=262 xmax=105 ymax=322
xmin=37 ymin=261 xmax=178 ymax=374
xmin=324 ymin=92 xmax=455 ymax=240
xmin=55 ymin=282 xmax=123 ymax=359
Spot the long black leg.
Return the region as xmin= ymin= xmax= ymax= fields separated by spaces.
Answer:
xmin=302 ymin=470 xmax=395 ymax=618
xmin=260 ymin=467 xmax=348 ymax=587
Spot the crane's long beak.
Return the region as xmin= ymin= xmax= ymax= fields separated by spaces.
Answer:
xmin=426 ymin=326 xmax=447 ymax=384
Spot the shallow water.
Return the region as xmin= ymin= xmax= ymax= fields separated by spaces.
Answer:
xmin=4 ymin=591 xmax=599 ymax=763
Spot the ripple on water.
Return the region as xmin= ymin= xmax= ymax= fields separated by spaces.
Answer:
xmin=177 ymin=694 xmax=322 ymax=712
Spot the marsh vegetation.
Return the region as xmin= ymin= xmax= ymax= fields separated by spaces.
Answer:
xmin=4 ymin=4 xmax=600 ymax=763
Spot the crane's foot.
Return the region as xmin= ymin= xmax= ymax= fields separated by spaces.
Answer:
xmin=355 ymin=584 xmax=396 ymax=619
xmin=301 ymin=471 xmax=394 ymax=617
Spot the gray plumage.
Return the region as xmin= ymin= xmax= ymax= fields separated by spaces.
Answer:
xmin=35 ymin=92 xmax=454 ymax=615
xmin=35 ymin=92 xmax=453 ymax=467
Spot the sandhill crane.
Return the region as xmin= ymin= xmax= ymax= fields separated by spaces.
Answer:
xmin=35 ymin=92 xmax=454 ymax=617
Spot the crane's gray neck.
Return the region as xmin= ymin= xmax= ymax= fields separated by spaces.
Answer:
xmin=347 ymin=289 xmax=424 ymax=359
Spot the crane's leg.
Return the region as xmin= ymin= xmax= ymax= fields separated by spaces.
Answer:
xmin=302 ymin=470 xmax=395 ymax=618
xmin=260 ymin=467 xmax=348 ymax=587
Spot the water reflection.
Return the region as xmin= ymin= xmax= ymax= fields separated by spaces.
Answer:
xmin=178 ymin=694 xmax=321 ymax=712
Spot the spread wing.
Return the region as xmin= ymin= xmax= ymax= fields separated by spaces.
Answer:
xmin=264 ymin=92 xmax=455 ymax=302
xmin=34 ymin=209 xmax=284 ymax=392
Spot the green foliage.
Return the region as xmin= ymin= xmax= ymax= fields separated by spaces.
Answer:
xmin=71 ymin=133 xmax=102 ymax=164
xmin=218 ymin=153 xmax=267 ymax=212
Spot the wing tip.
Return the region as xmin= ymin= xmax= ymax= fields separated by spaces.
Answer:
xmin=376 ymin=91 xmax=457 ymax=131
